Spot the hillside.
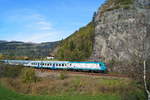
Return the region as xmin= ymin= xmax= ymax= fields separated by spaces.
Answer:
xmin=54 ymin=22 xmax=95 ymax=61
xmin=0 ymin=41 xmax=59 ymax=59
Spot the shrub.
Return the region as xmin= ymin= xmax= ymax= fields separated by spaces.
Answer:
xmin=0 ymin=63 xmax=23 ymax=78
xmin=59 ymin=71 xmax=67 ymax=80
xmin=121 ymin=90 xmax=146 ymax=100
xmin=20 ymin=68 xmax=38 ymax=83
xmin=100 ymin=0 xmax=133 ymax=16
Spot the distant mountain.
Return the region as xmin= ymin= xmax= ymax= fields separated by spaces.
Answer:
xmin=0 ymin=41 xmax=59 ymax=58
xmin=0 ymin=40 xmax=7 ymax=43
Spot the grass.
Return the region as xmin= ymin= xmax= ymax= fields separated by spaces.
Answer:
xmin=0 ymin=65 xmax=146 ymax=100
xmin=0 ymin=75 xmax=145 ymax=99
xmin=0 ymin=83 xmax=120 ymax=100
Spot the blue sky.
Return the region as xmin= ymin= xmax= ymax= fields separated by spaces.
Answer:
xmin=0 ymin=0 xmax=105 ymax=43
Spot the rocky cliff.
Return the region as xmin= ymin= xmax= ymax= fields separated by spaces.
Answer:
xmin=91 ymin=0 xmax=150 ymax=63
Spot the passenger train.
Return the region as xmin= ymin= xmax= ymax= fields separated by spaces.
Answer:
xmin=1 ymin=60 xmax=107 ymax=73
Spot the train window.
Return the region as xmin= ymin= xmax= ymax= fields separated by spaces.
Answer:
xmin=53 ymin=64 xmax=55 ymax=66
xmin=56 ymin=64 xmax=58 ymax=66
xmin=62 ymin=64 xmax=64 ymax=66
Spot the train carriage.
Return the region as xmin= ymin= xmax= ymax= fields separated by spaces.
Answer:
xmin=1 ymin=60 xmax=107 ymax=73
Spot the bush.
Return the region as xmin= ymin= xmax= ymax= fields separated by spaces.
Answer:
xmin=20 ymin=68 xmax=38 ymax=83
xmin=121 ymin=90 xmax=146 ymax=100
xmin=100 ymin=0 xmax=133 ymax=16
xmin=0 ymin=63 xmax=23 ymax=78
xmin=59 ymin=71 xmax=67 ymax=80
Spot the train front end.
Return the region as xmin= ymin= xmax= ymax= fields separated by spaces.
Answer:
xmin=99 ymin=62 xmax=107 ymax=73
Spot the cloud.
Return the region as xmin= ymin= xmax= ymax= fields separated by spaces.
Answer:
xmin=23 ymin=32 xmax=57 ymax=42
xmin=2 ymin=8 xmax=74 ymax=43
xmin=26 ymin=20 xmax=53 ymax=31
xmin=13 ymin=30 xmax=61 ymax=43
xmin=5 ymin=9 xmax=61 ymax=42
xmin=6 ymin=9 xmax=53 ymax=31
xmin=36 ymin=21 xmax=52 ymax=30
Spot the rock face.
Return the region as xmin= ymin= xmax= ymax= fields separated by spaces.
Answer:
xmin=91 ymin=0 xmax=150 ymax=62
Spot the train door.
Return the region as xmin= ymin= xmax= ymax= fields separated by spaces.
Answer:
xmin=37 ymin=63 xmax=40 ymax=68
xmin=52 ymin=63 xmax=55 ymax=69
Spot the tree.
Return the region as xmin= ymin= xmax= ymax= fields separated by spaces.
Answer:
xmin=92 ymin=12 xmax=97 ymax=22
xmin=144 ymin=61 xmax=150 ymax=100
xmin=68 ymin=40 xmax=76 ymax=51
xmin=0 ymin=54 xmax=4 ymax=59
xmin=142 ymin=13 xmax=150 ymax=100
xmin=137 ymin=13 xmax=150 ymax=100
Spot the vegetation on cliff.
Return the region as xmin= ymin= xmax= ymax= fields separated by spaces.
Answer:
xmin=100 ymin=0 xmax=134 ymax=15
xmin=55 ymin=22 xmax=95 ymax=61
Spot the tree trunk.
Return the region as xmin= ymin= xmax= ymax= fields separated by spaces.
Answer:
xmin=143 ymin=60 xmax=150 ymax=100
xmin=148 ymin=95 xmax=150 ymax=100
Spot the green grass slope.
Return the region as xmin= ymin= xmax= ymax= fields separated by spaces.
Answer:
xmin=0 ymin=84 xmax=120 ymax=100
xmin=55 ymin=22 xmax=95 ymax=61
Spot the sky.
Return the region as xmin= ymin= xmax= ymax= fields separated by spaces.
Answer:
xmin=0 ymin=0 xmax=105 ymax=43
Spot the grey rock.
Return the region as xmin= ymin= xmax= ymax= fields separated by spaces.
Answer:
xmin=91 ymin=0 xmax=150 ymax=63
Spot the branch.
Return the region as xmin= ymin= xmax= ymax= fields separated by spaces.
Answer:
xmin=144 ymin=60 xmax=150 ymax=95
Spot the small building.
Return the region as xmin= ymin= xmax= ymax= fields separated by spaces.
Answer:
xmin=46 ymin=55 xmax=55 ymax=60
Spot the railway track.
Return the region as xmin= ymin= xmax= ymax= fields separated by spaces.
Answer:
xmin=35 ymin=68 xmax=128 ymax=78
